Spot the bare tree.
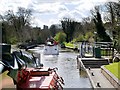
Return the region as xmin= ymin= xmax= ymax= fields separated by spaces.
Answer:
xmin=5 ymin=7 xmax=32 ymax=42
xmin=105 ymin=2 xmax=116 ymax=25
xmin=61 ymin=18 xmax=77 ymax=42
xmin=49 ymin=24 xmax=57 ymax=37
xmin=0 ymin=15 xmax=6 ymax=43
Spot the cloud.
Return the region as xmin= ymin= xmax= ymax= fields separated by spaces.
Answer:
xmin=0 ymin=0 xmax=32 ymax=14
xmin=32 ymin=2 xmax=68 ymax=14
xmin=31 ymin=14 xmax=61 ymax=28
xmin=32 ymin=0 xmax=81 ymax=4
xmin=70 ymin=10 xmax=85 ymax=21
xmin=0 ymin=0 xmax=119 ymax=27
xmin=49 ymin=18 xmax=61 ymax=25
xmin=58 ymin=11 xmax=81 ymax=22
xmin=58 ymin=11 xmax=73 ymax=19
xmin=30 ymin=16 xmax=46 ymax=28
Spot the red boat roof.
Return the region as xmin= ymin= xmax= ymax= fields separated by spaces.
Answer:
xmin=17 ymin=67 xmax=62 ymax=89
xmin=40 ymin=76 xmax=53 ymax=88
xmin=29 ymin=77 xmax=42 ymax=82
xmin=26 ymin=67 xmax=50 ymax=72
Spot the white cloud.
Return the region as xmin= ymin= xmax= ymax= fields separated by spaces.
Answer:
xmin=0 ymin=0 xmax=119 ymax=27
xmin=0 ymin=0 xmax=32 ymax=14
xmin=32 ymin=0 xmax=81 ymax=4
xmin=31 ymin=15 xmax=60 ymax=28
xmin=32 ymin=2 xmax=68 ymax=14
xmin=49 ymin=18 xmax=61 ymax=25
xmin=30 ymin=17 xmax=46 ymax=28
xmin=68 ymin=10 xmax=83 ymax=21
xmin=58 ymin=11 xmax=73 ymax=19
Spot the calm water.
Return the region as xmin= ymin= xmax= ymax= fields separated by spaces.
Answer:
xmin=29 ymin=46 xmax=92 ymax=88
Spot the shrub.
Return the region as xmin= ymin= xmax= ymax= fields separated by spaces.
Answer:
xmin=54 ymin=32 xmax=66 ymax=44
xmin=8 ymin=37 xmax=18 ymax=44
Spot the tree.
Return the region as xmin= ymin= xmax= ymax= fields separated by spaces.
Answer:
xmin=115 ymin=26 xmax=120 ymax=53
xmin=105 ymin=1 xmax=120 ymax=52
xmin=105 ymin=2 xmax=116 ymax=25
xmin=0 ymin=7 xmax=33 ymax=44
xmin=5 ymin=7 xmax=32 ymax=42
xmin=73 ymin=22 xmax=84 ymax=38
xmin=49 ymin=24 xmax=57 ymax=37
xmin=0 ymin=15 xmax=7 ymax=43
xmin=54 ymin=32 xmax=66 ymax=44
xmin=1 ymin=22 xmax=7 ymax=43
xmin=92 ymin=7 xmax=112 ymax=42
xmin=81 ymin=17 xmax=95 ymax=35
xmin=61 ymin=18 xmax=77 ymax=42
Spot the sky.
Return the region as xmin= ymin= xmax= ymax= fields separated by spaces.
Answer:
xmin=0 ymin=0 xmax=118 ymax=28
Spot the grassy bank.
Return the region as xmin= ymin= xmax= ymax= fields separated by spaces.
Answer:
xmin=64 ymin=42 xmax=79 ymax=49
xmin=105 ymin=62 xmax=120 ymax=80
xmin=101 ymin=49 xmax=112 ymax=56
xmin=64 ymin=42 xmax=74 ymax=48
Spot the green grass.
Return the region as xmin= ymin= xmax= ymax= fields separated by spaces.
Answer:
xmin=105 ymin=62 xmax=120 ymax=80
xmin=64 ymin=42 xmax=74 ymax=48
xmin=101 ymin=49 xmax=112 ymax=56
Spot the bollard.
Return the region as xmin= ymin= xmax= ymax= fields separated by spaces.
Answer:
xmin=88 ymin=67 xmax=91 ymax=70
xmin=91 ymin=71 xmax=94 ymax=76
xmin=96 ymin=81 xmax=101 ymax=87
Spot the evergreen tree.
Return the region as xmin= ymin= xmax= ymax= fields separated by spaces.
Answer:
xmin=93 ymin=8 xmax=112 ymax=42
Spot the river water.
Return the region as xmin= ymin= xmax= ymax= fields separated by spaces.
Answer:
xmin=29 ymin=46 xmax=92 ymax=88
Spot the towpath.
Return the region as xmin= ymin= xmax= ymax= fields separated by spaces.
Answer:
xmin=86 ymin=68 xmax=116 ymax=89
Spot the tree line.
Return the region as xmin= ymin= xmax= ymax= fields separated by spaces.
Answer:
xmin=1 ymin=1 xmax=120 ymax=52
xmin=60 ymin=1 xmax=120 ymax=52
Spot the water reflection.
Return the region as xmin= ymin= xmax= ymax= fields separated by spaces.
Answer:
xmin=29 ymin=47 xmax=92 ymax=88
